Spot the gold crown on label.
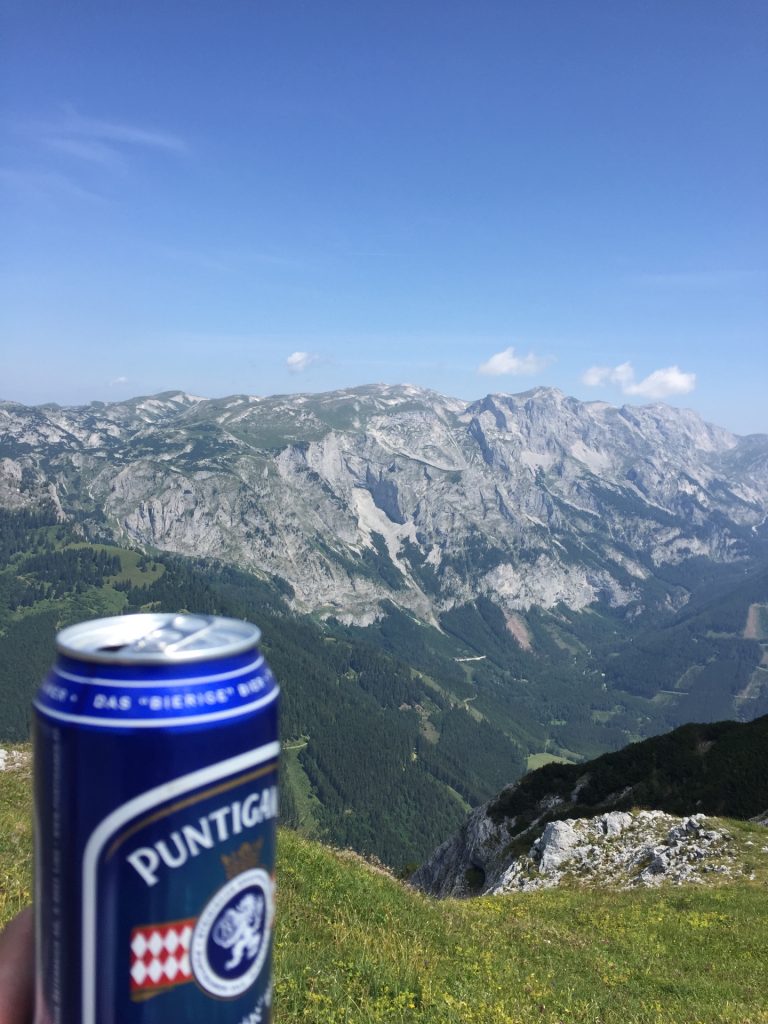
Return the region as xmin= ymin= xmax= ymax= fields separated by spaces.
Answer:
xmin=221 ymin=839 xmax=264 ymax=879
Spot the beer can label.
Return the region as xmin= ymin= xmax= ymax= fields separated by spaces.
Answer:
xmin=34 ymin=615 xmax=279 ymax=1024
xmin=82 ymin=741 xmax=279 ymax=1023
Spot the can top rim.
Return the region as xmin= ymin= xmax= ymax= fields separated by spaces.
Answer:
xmin=56 ymin=613 xmax=262 ymax=664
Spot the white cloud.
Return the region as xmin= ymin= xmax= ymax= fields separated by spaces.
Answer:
xmin=286 ymin=351 xmax=319 ymax=373
xmin=3 ymin=107 xmax=186 ymax=204
xmin=581 ymin=366 xmax=608 ymax=387
xmin=477 ymin=346 xmax=552 ymax=376
xmin=581 ymin=362 xmax=634 ymax=388
xmin=625 ymin=366 xmax=696 ymax=399
xmin=109 ymin=375 xmax=129 ymax=386
xmin=582 ymin=362 xmax=696 ymax=399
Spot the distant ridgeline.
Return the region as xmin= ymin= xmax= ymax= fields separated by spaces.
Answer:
xmin=1 ymin=505 xmax=768 ymax=869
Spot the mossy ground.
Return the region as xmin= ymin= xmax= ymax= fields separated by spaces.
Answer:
xmin=2 ymin=762 xmax=767 ymax=1023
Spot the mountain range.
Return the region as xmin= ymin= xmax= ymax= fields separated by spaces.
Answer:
xmin=3 ymin=383 xmax=767 ymax=625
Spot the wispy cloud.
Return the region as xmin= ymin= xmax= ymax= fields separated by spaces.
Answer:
xmin=158 ymin=245 xmax=303 ymax=275
xmin=477 ymin=346 xmax=553 ymax=377
xmin=29 ymin=104 xmax=187 ymax=168
xmin=582 ymin=362 xmax=696 ymax=399
xmin=160 ymin=247 xmax=233 ymax=274
xmin=45 ymin=136 xmax=125 ymax=168
xmin=286 ymin=351 xmax=320 ymax=373
xmin=630 ymin=270 xmax=766 ymax=289
xmin=0 ymin=167 xmax=105 ymax=203
xmin=1 ymin=106 xmax=187 ymax=202
xmin=108 ymin=376 xmax=129 ymax=387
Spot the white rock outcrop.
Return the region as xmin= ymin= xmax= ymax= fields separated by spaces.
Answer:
xmin=0 ymin=748 xmax=30 ymax=772
xmin=495 ymin=811 xmax=749 ymax=892
xmin=412 ymin=809 xmax=765 ymax=897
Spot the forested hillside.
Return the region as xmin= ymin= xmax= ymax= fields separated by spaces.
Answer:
xmin=0 ymin=508 xmax=523 ymax=867
xmin=1 ymin=506 xmax=767 ymax=868
xmin=488 ymin=714 xmax=768 ymax=826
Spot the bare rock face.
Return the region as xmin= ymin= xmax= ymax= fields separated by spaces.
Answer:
xmin=412 ymin=809 xmax=763 ymax=897
xmin=408 ymin=802 xmax=524 ymax=899
xmin=1 ymin=385 xmax=767 ymax=624
xmin=497 ymin=811 xmax=747 ymax=892
xmin=534 ymin=819 xmax=586 ymax=873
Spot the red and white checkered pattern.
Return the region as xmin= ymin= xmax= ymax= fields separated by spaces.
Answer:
xmin=130 ymin=918 xmax=196 ymax=996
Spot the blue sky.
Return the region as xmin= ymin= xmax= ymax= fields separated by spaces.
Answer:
xmin=2 ymin=1 xmax=766 ymax=433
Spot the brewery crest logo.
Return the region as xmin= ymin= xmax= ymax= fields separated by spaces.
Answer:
xmin=190 ymin=868 xmax=274 ymax=998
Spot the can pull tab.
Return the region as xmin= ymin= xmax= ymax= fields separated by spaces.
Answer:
xmin=130 ymin=615 xmax=214 ymax=654
xmin=56 ymin=613 xmax=261 ymax=663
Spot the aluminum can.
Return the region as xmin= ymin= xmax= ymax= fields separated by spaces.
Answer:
xmin=33 ymin=613 xmax=279 ymax=1024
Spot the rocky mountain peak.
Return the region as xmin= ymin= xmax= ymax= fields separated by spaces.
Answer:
xmin=1 ymin=385 xmax=766 ymax=623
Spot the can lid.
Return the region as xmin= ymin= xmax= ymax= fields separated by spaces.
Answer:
xmin=55 ymin=613 xmax=262 ymax=665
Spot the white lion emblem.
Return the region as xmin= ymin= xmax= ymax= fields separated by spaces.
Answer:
xmin=212 ymin=892 xmax=264 ymax=970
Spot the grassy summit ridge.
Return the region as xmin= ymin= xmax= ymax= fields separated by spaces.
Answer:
xmin=277 ymin=829 xmax=768 ymax=1024
xmin=1 ymin=760 xmax=767 ymax=1023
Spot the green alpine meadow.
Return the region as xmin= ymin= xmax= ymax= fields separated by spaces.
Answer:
xmin=1 ymin=757 xmax=767 ymax=1024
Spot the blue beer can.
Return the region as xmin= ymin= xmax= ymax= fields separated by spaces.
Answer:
xmin=33 ymin=613 xmax=279 ymax=1024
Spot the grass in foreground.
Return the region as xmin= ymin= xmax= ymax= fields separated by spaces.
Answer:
xmin=1 ymin=762 xmax=767 ymax=1023
xmin=0 ymin=750 xmax=32 ymax=924
xmin=275 ymin=829 xmax=768 ymax=1024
